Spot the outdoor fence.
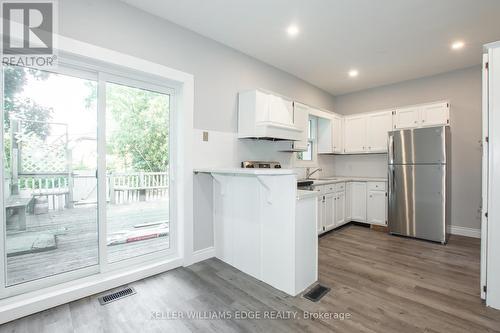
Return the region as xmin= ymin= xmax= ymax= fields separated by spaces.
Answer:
xmin=12 ymin=171 xmax=168 ymax=211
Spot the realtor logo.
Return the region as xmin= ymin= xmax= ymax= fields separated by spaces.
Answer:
xmin=1 ymin=0 xmax=57 ymax=67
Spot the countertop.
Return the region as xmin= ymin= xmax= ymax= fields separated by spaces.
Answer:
xmin=194 ymin=168 xmax=295 ymax=175
xmin=307 ymin=176 xmax=387 ymax=186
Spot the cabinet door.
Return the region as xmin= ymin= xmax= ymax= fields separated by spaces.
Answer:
xmin=317 ymin=116 xmax=333 ymax=153
xmin=366 ymin=111 xmax=393 ymax=152
xmin=345 ymin=182 xmax=352 ymax=221
xmin=421 ymin=102 xmax=449 ymax=127
xmin=332 ymin=116 xmax=343 ymax=153
xmin=350 ymin=182 xmax=367 ymax=222
xmin=323 ymin=193 xmax=336 ymax=231
xmin=394 ymin=106 xmax=420 ymax=129
xmin=344 ymin=116 xmax=366 ymax=153
xmin=335 ymin=191 xmax=346 ymax=226
xmin=367 ymin=190 xmax=387 ymax=225
xmin=293 ymin=102 xmax=310 ymax=151
xmin=317 ymin=195 xmax=324 ymax=235
xmin=269 ymin=95 xmax=294 ymax=126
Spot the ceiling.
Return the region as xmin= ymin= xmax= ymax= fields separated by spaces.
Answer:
xmin=121 ymin=0 xmax=500 ymax=95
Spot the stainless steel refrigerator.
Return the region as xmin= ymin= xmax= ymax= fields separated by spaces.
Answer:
xmin=388 ymin=126 xmax=450 ymax=244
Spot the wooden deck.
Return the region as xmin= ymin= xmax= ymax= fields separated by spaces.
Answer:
xmin=6 ymin=200 xmax=170 ymax=286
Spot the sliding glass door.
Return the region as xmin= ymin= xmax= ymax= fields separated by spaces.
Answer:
xmin=1 ymin=62 xmax=175 ymax=296
xmin=2 ymin=65 xmax=98 ymax=286
xmin=104 ymin=80 xmax=171 ymax=263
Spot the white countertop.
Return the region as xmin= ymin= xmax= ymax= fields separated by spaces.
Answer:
xmin=307 ymin=176 xmax=387 ymax=186
xmin=194 ymin=167 xmax=296 ymax=175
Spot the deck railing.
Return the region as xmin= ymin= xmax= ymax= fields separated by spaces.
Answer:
xmin=14 ymin=171 xmax=168 ymax=210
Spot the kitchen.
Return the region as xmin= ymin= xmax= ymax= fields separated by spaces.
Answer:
xmin=194 ymin=89 xmax=451 ymax=295
xmin=1 ymin=0 xmax=500 ymax=332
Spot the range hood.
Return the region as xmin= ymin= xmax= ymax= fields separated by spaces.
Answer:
xmin=238 ymin=89 xmax=303 ymax=141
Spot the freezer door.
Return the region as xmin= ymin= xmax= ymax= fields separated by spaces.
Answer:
xmin=388 ymin=126 xmax=447 ymax=165
xmin=388 ymin=164 xmax=446 ymax=242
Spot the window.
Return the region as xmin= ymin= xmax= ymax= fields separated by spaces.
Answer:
xmin=296 ymin=117 xmax=317 ymax=165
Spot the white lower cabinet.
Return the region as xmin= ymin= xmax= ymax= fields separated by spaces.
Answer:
xmin=316 ymin=180 xmax=387 ymax=235
xmin=335 ymin=190 xmax=346 ymax=226
xmin=350 ymin=182 xmax=367 ymax=222
xmin=317 ymin=180 xmax=388 ymax=235
xmin=323 ymin=193 xmax=336 ymax=231
xmin=367 ymin=190 xmax=387 ymax=225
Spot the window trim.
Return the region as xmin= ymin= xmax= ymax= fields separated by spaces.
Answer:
xmin=294 ymin=116 xmax=318 ymax=167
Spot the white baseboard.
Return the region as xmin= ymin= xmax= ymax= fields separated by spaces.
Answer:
xmin=449 ymin=226 xmax=481 ymax=238
xmin=188 ymin=247 xmax=215 ymax=266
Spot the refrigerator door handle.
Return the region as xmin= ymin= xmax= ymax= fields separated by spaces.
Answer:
xmin=388 ymin=134 xmax=394 ymax=164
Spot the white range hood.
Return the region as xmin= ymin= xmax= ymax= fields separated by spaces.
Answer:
xmin=238 ymin=89 xmax=303 ymax=141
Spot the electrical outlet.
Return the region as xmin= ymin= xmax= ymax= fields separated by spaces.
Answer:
xmin=202 ymin=131 xmax=209 ymax=142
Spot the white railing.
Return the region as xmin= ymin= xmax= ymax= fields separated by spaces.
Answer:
xmin=14 ymin=171 xmax=169 ymax=210
xmin=108 ymin=172 xmax=169 ymax=204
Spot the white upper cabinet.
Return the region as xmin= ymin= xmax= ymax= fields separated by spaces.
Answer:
xmin=394 ymin=106 xmax=420 ymax=129
xmin=288 ymin=102 xmax=309 ymax=151
xmin=394 ymin=102 xmax=449 ymax=130
xmin=317 ymin=115 xmax=333 ymax=154
xmin=420 ymin=102 xmax=450 ymax=127
xmin=344 ymin=111 xmax=392 ymax=154
xmin=365 ymin=111 xmax=393 ymax=152
xmin=238 ymin=90 xmax=302 ymax=141
xmin=332 ymin=116 xmax=343 ymax=154
xmin=344 ymin=115 xmax=366 ymax=153
xmin=316 ymin=111 xmax=344 ymax=154
xmin=268 ymin=94 xmax=294 ymax=125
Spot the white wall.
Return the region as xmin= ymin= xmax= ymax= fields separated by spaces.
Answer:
xmin=58 ymin=0 xmax=336 ymax=133
xmin=334 ymin=66 xmax=482 ymax=230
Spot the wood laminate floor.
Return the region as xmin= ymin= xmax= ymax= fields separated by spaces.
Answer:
xmin=1 ymin=224 xmax=500 ymax=332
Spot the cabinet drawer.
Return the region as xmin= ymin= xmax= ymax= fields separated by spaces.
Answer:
xmin=334 ymin=182 xmax=346 ymax=192
xmin=312 ymin=185 xmax=325 ymax=194
xmin=325 ymin=184 xmax=336 ymax=193
xmin=367 ymin=182 xmax=386 ymax=191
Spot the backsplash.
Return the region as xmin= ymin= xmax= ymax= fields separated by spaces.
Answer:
xmin=330 ymin=154 xmax=387 ymax=178
xmin=193 ymin=129 xmax=385 ymax=179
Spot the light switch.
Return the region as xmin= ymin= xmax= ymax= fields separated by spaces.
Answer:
xmin=203 ymin=131 xmax=209 ymax=142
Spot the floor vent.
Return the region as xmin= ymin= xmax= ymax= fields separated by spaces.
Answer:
xmin=303 ymin=284 xmax=330 ymax=302
xmin=98 ymin=286 xmax=136 ymax=305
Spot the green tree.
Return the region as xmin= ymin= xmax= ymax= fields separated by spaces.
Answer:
xmin=4 ymin=65 xmax=52 ymax=138
xmin=106 ymin=84 xmax=169 ymax=172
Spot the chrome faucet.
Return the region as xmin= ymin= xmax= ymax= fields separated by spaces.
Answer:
xmin=305 ymin=167 xmax=322 ymax=179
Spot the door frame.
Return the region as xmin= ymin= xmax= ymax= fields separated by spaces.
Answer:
xmin=0 ymin=35 xmax=194 ymax=323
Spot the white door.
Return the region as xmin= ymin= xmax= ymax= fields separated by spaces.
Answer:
xmin=366 ymin=111 xmax=393 ymax=152
xmin=344 ymin=116 xmax=366 ymax=153
xmin=394 ymin=106 xmax=420 ymax=129
xmin=323 ymin=193 xmax=336 ymax=231
xmin=367 ymin=190 xmax=387 ymax=225
xmin=332 ymin=116 xmax=343 ymax=153
xmin=421 ymin=102 xmax=450 ymax=127
xmin=350 ymin=182 xmax=367 ymax=222
xmin=335 ymin=191 xmax=346 ymax=226
xmin=293 ymin=102 xmax=310 ymax=151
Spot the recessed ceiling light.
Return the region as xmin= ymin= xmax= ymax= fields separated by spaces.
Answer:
xmin=451 ymin=41 xmax=465 ymax=50
xmin=286 ymin=24 xmax=299 ymax=37
xmin=348 ymin=69 xmax=359 ymax=78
